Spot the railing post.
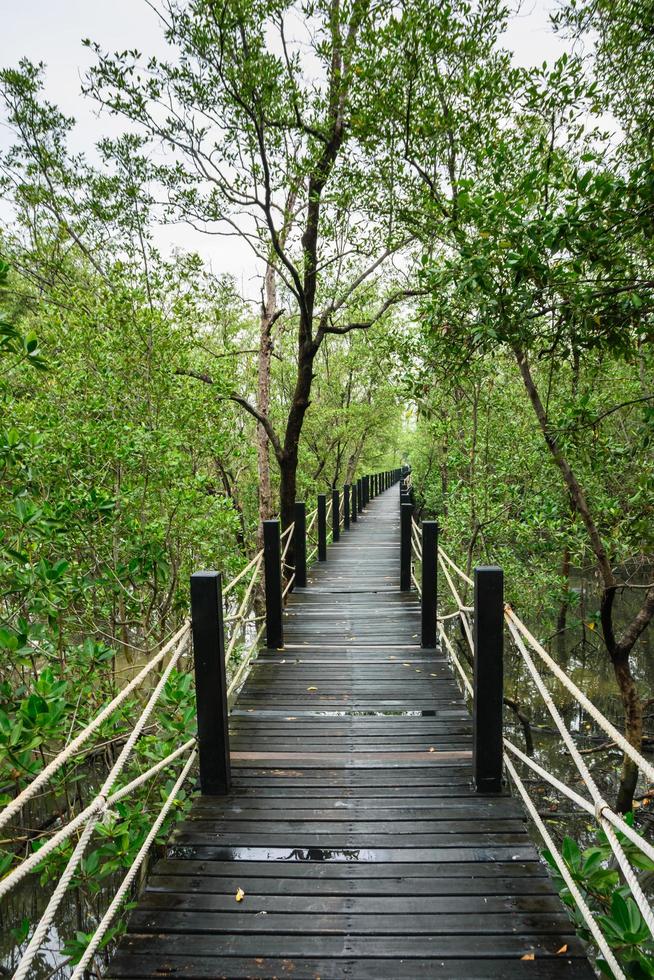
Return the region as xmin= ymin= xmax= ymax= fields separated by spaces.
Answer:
xmin=400 ymin=502 xmax=412 ymax=591
xmin=364 ymin=475 xmax=369 ymax=506
xmin=190 ymin=571 xmax=231 ymax=795
xmin=317 ymin=493 xmax=327 ymax=561
xmin=421 ymin=522 xmax=438 ymax=648
xmin=332 ymin=488 xmax=340 ymax=542
xmin=473 ymin=566 xmax=504 ymax=793
xmin=294 ymin=501 xmax=306 ymax=588
xmin=343 ymin=484 xmax=350 ymax=530
xmin=357 ymin=478 xmax=363 ymax=513
xmin=263 ymin=519 xmax=283 ymax=649
xmin=351 ymin=482 xmax=357 ymax=522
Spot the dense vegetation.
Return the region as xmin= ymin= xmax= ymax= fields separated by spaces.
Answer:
xmin=1 ymin=0 xmax=653 ymax=975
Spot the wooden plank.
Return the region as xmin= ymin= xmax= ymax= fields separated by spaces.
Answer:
xmin=108 ymin=486 xmax=592 ymax=979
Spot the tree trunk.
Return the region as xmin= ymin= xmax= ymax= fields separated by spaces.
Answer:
xmin=513 ymin=346 xmax=654 ymax=812
xmin=255 ymin=261 xmax=276 ymax=552
xmin=613 ymin=651 xmax=643 ymax=813
xmin=556 ymin=546 xmax=570 ymax=657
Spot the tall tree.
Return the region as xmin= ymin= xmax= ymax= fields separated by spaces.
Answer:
xmin=86 ymin=0 xmax=417 ymax=527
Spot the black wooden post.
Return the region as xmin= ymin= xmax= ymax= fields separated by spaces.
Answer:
xmin=332 ymin=488 xmax=340 ymax=542
xmin=357 ymin=478 xmax=363 ymax=513
xmin=263 ymin=519 xmax=283 ymax=649
xmin=294 ymin=501 xmax=306 ymax=588
xmin=421 ymin=522 xmax=438 ymax=648
xmin=364 ymin=475 xmax=369 ymax=506
xmin=351 ymin=483 xmax=357 ymax=522
xmin=344 ymin=484 xmax=350 ymax=530
xmin=190 ymin=571 xmax=231 ymax=795
xmin=400 ymin=502 xmax=412 ymax=592
xmin=473 ymin=566 xmax=504 ymax=793
xmin=317 ymin=493 xmax=327 ymax=561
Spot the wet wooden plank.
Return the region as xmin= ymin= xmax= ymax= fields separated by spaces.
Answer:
xmin=108 ymin=487 xmax=593 ymax=978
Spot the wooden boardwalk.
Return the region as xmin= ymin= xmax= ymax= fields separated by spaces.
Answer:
xmin=108 ymin=488 xmax=593 ymax=979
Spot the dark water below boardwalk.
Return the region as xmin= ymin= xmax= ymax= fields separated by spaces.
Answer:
xmin=2 ymin=573 xmax=653 ymax=977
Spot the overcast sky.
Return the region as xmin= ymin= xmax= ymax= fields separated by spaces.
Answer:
xmin=0 ymin=1 xmax=569 ymax=295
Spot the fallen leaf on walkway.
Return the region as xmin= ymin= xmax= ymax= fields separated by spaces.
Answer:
xmin=307 ymin=686 xmax=317 ymax=691
xmin=235 ymin=888 xmax=245 ymax=902
xmin=520 ymin=953 xmax=535 ymax=960
xmin=556 ymin=945 xmax=568 ymax=955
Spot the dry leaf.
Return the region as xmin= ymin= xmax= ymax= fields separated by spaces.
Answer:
xmin=403 ymin=662 xmax=411 ymax=667
xmin=428 ymin=747 xmax=435 ymax=753
xmin=307 ymin=686 xmax=317 ymax=692
xmin=556 ymin=945 xmax=568 ymax=955
xmin=520 ymin=953 xmax=535 ymax=961
xmin=235 ymin=887 xmax=245 ymax=902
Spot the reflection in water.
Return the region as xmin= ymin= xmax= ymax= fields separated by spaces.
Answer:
xmin=169 ymin=845 xmax=372 ymax=862
xmin=3 ymin=568 xmax=653 ymax=976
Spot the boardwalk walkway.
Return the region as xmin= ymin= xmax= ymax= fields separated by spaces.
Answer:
xmin=108 ymin=487 xmax=593 ymax=979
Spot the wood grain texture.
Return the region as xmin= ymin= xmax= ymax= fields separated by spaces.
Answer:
xmin=108 ymin=486 xmax=593 ymax=979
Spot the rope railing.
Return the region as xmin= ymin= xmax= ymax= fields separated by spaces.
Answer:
xmin=6 ymin=627 xmax=194 ymax=980
xmin=1 ymin=469 xmax=399 ymax=975
xmin=0 ymin=619 xmax=191 ymax=835
xmin=430 ymin=535 xmax=654 ymax=974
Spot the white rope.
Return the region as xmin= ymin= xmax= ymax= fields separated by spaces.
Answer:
xmin=438 ymin=623 xmax=473 ymax=697
xmin=223 ymin=549 xmax=264 ymax=596
xmin=280 ymin=522 xmax=294 ymax=543
xmin=503 ymin=754 xmax=626 ymax=980
xmin=438 ymin=546 xmax=473 ymax=586
xmin=12 ymin=631 xmax=190 ymax=979
xmin=225 ymin=554 xmax=263 ymax=661
xmin=0 ymin=739 xmax=195 ymax=898
xmin=281 ymin=523 xmax=295 ymax=559
xmin=505 ymin=607 xmax=654 ymax=785
xmin=506 ymin=617 xmax=654 ymax=939
xmin=437 ymin=610 xmax=463 ymax=622
xmin=437 ymin=555 xmax=474 ymax=654
xmin=306 ymin=507 xmax=318 ymax=535
xmin=504 ymin=739 xmax=654 ymax=866
xmin=70 ymin=748 xmax=197 ymax=980
xmin=282 ymin=572 xmax=296 ymax=600
xmin=227 ymin=620 xmax=266 ymax=709
xmin=0 ymin=621 xmax=190 ymax=834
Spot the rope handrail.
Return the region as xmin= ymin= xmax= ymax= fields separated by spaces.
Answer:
xmin=225 ymin=553 xmax=263 ymax=661
xmin=503 ymin=753 xmax=625 ymax=979
xmin=223 ymin=548 xmax=264 ymax=596
xmin=505 ymin=606 xmax=654 ymax=785
xmin=70 ymin=748 xmax=197 ymax=979
xmin=434 ymin=537 xmax=654 ymax=970
xmin=0 ymin=620 xmax=191 ymax=834
xmin=5 ymin=477 xmax=401 ymax=971
xmin=281 ymin=522 xmax=295 ymax=562
xmin=438 ymin=546 xmax=473 ymax=587
xmin=11 ymin=629 xmax=191 ymax=979
xmin=227 ymin=619 xmax=266 ymax=708
xmin=280 ymin=522 xmax=294 ymax=543
xmin=0 ymin=738 xmax=196 ymax=899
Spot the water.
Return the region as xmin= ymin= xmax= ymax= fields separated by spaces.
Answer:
xmin=2 ymin=572 xmax=653 ymax=976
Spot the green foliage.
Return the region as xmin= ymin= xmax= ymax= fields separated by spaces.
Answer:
xmin=543 ymin=822 xmax=654 ymax=978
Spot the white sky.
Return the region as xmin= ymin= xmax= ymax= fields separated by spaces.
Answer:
xmin=0 ymin=0 xmax=569 ymax=295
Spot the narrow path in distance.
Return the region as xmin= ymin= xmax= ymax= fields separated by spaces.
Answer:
xmin=108 ymin=486 xmax=593 ymax=979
